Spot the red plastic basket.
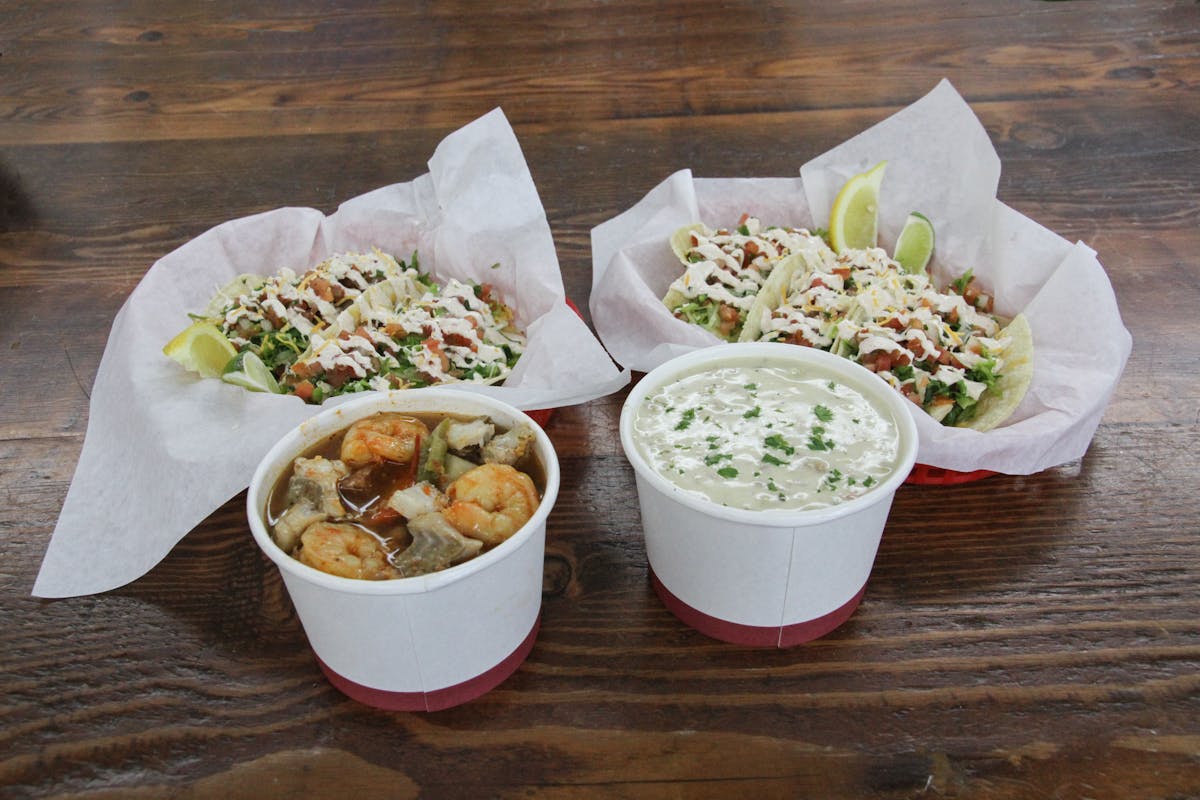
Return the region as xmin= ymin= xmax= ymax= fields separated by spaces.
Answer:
xmin=905 ymin=464 xmax=995 ymax=485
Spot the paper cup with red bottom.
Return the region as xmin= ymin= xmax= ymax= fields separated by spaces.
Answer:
xmin=247 ymin=388 xmax=559 ymax=710
xmin=620 ymin=344 xmax=918 ymax=648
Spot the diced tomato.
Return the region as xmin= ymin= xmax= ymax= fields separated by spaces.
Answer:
xmin=424 ymin=338 xmax=450 ymax=372
xmin=787 ymin=332 xmax=815 ymax=348
xmin=293 ymin=380 xmax=315 ymax=402
xmin=716 ymin=304 xmax=739 ymax=337
xmin=444 ymin=332 xmax=476 ymax=348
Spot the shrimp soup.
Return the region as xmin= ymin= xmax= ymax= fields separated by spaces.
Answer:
xmin=267 ymin=410 xmax=545 ymax=581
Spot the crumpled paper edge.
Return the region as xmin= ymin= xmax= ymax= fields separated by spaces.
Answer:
xmin=35 ymin=108 xmax=629 ymax=599
xmin=590 ymin=80 xmax=1132 ymax=475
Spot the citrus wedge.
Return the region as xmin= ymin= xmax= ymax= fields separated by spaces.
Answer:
xmin=829 ymin=160 xmax=887 ymax=253
xmin=893 ymin=211 xmax=935 ymax=274
xmin=221 ymin=351 xmax=282 ymax=394
xmin=163 ymin=321 xmax=237 ymax=378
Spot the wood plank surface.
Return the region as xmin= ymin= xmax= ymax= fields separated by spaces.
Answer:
xmin=2 ymin=1 xmax=1198 ymax=798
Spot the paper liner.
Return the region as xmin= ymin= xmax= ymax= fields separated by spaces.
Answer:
xmin=36 ymin=109 xmax=625 ymax=598
xmin=591 ymin=79 xmax=1131 ymax=476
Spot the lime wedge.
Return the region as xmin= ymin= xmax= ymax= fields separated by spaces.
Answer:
xmin=221 ymin=351 xmax=281 ymax=394
xmin=163 ymin=321 xmax=238 ymax=378
xmin=829 ymin=160 xmax=887 ymax=253
xmin=893 ymin=211 xmax=935 ymax=274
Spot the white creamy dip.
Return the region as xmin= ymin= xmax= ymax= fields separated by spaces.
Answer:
xmin=632 ymin=359 xmax=902 ymax=511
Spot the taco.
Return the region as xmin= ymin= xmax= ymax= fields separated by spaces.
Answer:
xmin=202 ymin=249 xmax=422 ymax=377
xmin=282 ymin=277 xmax=525 ymax=404
xmin=167 ymin=249 xmax=526 ymax=404
xmin=742 ymin=246 xmax=1032 ymax=431
xmin=663 ymin=215 xmax=831 ymax=341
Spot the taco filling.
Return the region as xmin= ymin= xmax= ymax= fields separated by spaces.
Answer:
xmin=169 ymin=249 xmax=525 ymax=403
xmin=743 ymin=246 xmax=1032 ymax=431
xmin=283 ymin=278 xmax=524 ymax=404
xmin=663 ymin=215 xmax=830 ymax=341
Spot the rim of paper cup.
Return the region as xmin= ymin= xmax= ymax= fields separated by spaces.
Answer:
xmin=619 ymin=342 xmax=918 ymax=527
xmin=247 ymin=387 xmax=560 ymax=596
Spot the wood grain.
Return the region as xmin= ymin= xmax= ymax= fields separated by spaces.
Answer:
xmin=2 ymin=1 xmax=1198 ymax=797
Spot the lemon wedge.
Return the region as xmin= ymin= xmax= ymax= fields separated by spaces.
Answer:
xmin=829 ymin=160 xmax=887 ymax=253
xmin=893 ymin=211 xmax=935 ymax=274
xmin=163 ymin=321 xmax=237 ymax=378
xmin=221 ymin=351 xmax=282 ymax=394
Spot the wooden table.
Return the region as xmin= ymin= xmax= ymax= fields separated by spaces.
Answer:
xmin=4 ymin=2 xmax=1198 ymax=797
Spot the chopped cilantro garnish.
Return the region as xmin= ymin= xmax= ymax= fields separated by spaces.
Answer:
xmin=763 ymin=453 xmax=787 ymax=466
xmin=704 ymin=453 xmax=731 ymax=466
xmin=674 ymin=408 xmax=696 ymax=431
xmin=743 ymin=406 xmax=761 ymax=419
xmin=807 ymin=427 xmax=835 ymax=451
xmin=814 ymin=404 xmax=833 ymax=423
xmin=717 ymin=466 xmax=738 ymax=479
xmin=951 ymin=269 xmax=974 ymax=295
xmin=744 ymin=382 xmax=758 ymax=391
xmin=862 ymin=476 xmax=876 ymax=487
xmin=764 ymin=434 xmax=794 ymax=455
xmin=737 ymin=224 xmax=751 ymax=236
xmin=826 ymin=380 xmax=838 ymax=391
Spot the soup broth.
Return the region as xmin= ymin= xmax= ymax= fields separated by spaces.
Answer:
xmin=267 ymin=410 xmax=543 ymax=581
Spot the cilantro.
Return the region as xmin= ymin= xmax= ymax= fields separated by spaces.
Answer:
xmin=704 ymin=453 xmax=731 ymax=466
xmin=763 ymin=453 xmax=787 ymax=466
xmin=743 ymin=406 xmax=761 ymax=419
xmin=674 ymin=408 xmax=696 ymax=431
xmin=951 ymin=269 xmax=974 ymax=295
xmin=892 ymin=364 xmax=914 ymax=381
xmin=744 ymin=382 xmax=758 ymax=391
xmin=764 ymin=434 xmax=794 ymax=455
xmin=813 ymin=404 xmax=834 ymax=423
xmin=717 ymin=466 xmax=739 ymax=479
xmin=807 ymin=426 xmax=835 ymax=451
xmin=863 ymin=476 xmax=876 ymax=488
xmin=826 ymin=380 xmax=838 ymax=391
xmin=737 ymin=224 xmax=751 ymax=236
xmin=826 ymin=468 xmax=843 ymax=485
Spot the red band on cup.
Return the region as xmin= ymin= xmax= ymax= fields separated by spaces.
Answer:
xmin=650 ymin=570 xmax=866 ymax=648
xmin=315 ymin=616 xmax=540 ymax=711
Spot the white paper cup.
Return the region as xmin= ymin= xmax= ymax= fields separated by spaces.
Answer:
xmin=620 ymin=343 xmax=918 ymax=648
xmin=247 ymin=388 xmax=559 ymax=711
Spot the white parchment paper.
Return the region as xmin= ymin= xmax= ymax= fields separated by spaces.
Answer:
xmin=35 ymin=108 xmax=629 ymax=598
xmin=591 ymin=79 xmax=1131 ymax=475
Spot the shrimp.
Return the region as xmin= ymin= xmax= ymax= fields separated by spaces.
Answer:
xmin=274 ymin=456 xmax=349 ymax=553
xmin=339 ymin=413 xmax=429 ymax=468
xmin=297 ymin=521 xmax=399 ymax=580
xmin=442 ymin=463 xmax=539 ymax=547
